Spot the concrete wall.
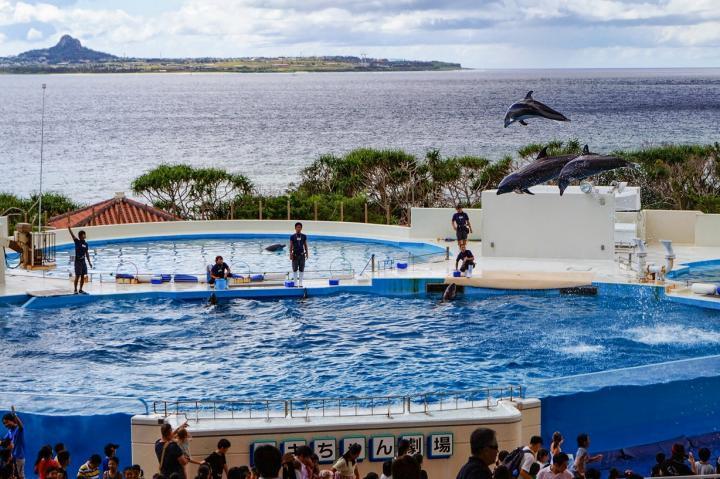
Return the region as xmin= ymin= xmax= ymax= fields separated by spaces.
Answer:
xmin=695 ymin=214 xmax=720 ymax=247
xmin=643 ymin=210 xmax=703 ymax=245
xmin=132 ymin=400 xmax=539 ymax=479
xmin=409 ymin=208 xmax=481 ymax=241
xmin=52 ymin=220 xmax=418 ymax=246
xmin=481 ymin=190 xmax=615 ymax=260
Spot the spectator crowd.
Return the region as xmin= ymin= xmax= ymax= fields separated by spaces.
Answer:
xmin=4 ymin=407 xmax=720 ymax=479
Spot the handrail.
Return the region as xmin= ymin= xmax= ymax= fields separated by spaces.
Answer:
xmin=0 ymin=390 xmax=149 ymax=415
xmin=150 ymin=385 xmax=524 ymax=420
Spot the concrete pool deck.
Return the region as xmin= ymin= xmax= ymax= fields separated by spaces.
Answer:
xmin=3 ymin=236 xmax=720 ymax=309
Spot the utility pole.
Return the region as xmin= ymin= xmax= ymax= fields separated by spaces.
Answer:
xmin=38 ymin=83 xmax=46 ymax=232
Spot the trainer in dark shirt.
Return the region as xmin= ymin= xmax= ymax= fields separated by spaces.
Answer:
xmin=289 ymin=222 xmax=309 ymax=287
xmin=455 ymin=247 xmax=475 ymax=273
xmin=209 ymin=256 xmax=231 ymax=284
xmin=451 ymin=205 xmax=472 ymax=249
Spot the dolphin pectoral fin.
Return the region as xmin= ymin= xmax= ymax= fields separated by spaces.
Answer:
xmin=582 ymin=144 xmax=589 ymax=155
xmin=522 ymin=188 xmax=534 ymax=195
xmin=525 ymin=91 xmax=533 ymax=99
xmin=535 ymin=146 xmax=548 ymax=160
xmin=519 ymin=120 xmax=528 ymax=126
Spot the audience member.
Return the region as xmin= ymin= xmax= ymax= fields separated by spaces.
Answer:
xmin=413 ymin=454 xmax=427 ymax=479
xmin=35 ymin=446 xmax=60 ymax=479
xmin=204 ymin=439 xmax=231 ymax=479
xmin=697 ymin=448 xmax=714 ymax=476
xmin=519 ymin=437 xmax=544 ymax=479
xmin=537 ymin=453 xmax=572 ymax=479
xmin=2 ymin=408 xmax=25 ymax=479
xmin=390 ymin=456 xmax=419 ymax=479
xmin=550 ymin=434 xmax=563 ymax=459
xmin=536 ymin=450 xmax=550 ymax=469
xmin=57 ymin=451 xmax=71 ymax=479
xmin=104 ymin=458 xmax=122 ymax=479
xmin=294 ymin=447 xmax=313 ymax=479
xmin=77 ymin=455 xmax=102 ymax=479
xmin=155 ymin=424 xmax=188 ymax=479
xmin=0 ymin=449 xmax=15 ymax=479
xmin=456 ymin=427 xmax=498 ymax=479
xmin=102 ymin=445 xmax=120 ymax=474
xmin=570 ymin=434 xmax=602 ymax=479
xmin=650 ymin=453 xmax=665 ymax=477
xmin=493 ymin=465 xmax=510 ymax=479
xmin=380 ymin=461 xmax=392 ymax=479
xmin=194 ymin=465 xmax=211 ymax=479
xmin=253 ymin=445 xmax=281 ymax=479
xmin=397 ymin=440 xmax=411 ymax=458
xmin=280 ymin=454 xmax=299 ymax=479
xmin=660 ymin=444 xmax=695 ymax=476
xmin=331 ymin=444 xmax=361 ymax=479
xmin=363 ymin=474 xmax=379 ymax=479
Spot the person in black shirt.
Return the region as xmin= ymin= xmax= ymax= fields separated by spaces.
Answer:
xmin=451 ymin=205 xmax=472 ymax=249
xmin=203 ymin=439 xmax=230 ymax=479
xmin=455 ymin=245 xmax=475 ymax=278
xmin=456 ymin=428 xmax=498 ymax=479
xmin=68 ymin=222 xmax=92 ymax=295
xmin=209 ymin=256 xmax=231 ymax=285
xmin=660 ymin=444 xmax=695 ymax=477
xmin=155 ymin=424 xmax=187 ymax=479
xmin=289 ymin=222 xmax=309 ymax=287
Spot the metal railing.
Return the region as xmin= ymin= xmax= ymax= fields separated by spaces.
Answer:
xmin=30 ymin=230 xmax=56 ymax=267
xmin=150 ymin=385 xmax=524 ymax=421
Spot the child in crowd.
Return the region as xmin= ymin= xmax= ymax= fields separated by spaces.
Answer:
xmin=550 ymin=433 xmax=563 ymax=458
xmin=77 ymin=455 xmax=102 ymax=479
xmin=102 ymin=445 xmax=119 ymax=474
xmin=103 ymin=458 xmax=122 ymax=479
xmin=696 ymin=448 xmax=715 ymax=476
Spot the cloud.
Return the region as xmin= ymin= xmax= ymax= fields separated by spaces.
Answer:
xmin=26 ymin=25 xmax=41 ymax=39
xmin=0 ymin=0 xmax=719 ymax=66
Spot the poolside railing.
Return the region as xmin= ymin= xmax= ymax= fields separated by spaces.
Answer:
xmin=150 ymin=385 xmax=524 ymax=421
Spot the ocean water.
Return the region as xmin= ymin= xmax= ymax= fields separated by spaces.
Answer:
xmin=1 ymin=69 xmax=720 ymax=203
xmin=2 ymin=292 xmax=720 ymax=414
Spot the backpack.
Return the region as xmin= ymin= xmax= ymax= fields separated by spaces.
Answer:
xmin=502 ymin=447 xmax=527 ymax=477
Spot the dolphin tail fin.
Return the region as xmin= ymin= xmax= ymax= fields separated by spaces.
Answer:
xmin=522 ymin=188 xmax=534 ymax=195
xmin=519 ymin=120 xmax=528 ymax=126
xmin=536 ymin=146 xmax=548 ymax=160
xmin=525 ymin=90 xmax=533 ymax=99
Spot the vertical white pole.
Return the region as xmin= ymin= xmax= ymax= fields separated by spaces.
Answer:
xmin=38 ymin=83 xmax=47 ymax=232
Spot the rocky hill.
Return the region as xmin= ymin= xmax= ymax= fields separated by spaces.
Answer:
xmin=16 ymin=35 xmax=117 ymax=64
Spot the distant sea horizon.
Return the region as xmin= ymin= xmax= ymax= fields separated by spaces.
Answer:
xmin=1 ymin=68 xmax=719 ymax=203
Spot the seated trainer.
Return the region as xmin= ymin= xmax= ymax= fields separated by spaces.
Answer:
xmin=209 ymin=256 xmax=231 ymax=284
xmin=455 ymin=245 xmax=475 ymax=278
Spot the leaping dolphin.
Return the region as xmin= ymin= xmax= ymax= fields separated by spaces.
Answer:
xmin=496 ymin=145 xmax=588 ymax=195
xmin=557 ymin=151 xmax=633 ymax=196
xmin=441 ymin=283 xmax=457 ymax=302
xmin=504 ymin=91 xmax=570 ymax=128
xmin=265 ymin=243 xmax=285 ymax=252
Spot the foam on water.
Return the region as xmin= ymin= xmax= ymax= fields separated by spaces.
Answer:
xmin=625 ymin=325 xmax=720 ymax=346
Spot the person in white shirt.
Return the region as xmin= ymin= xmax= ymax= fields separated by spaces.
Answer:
xmin=538 ymin=453 xmax=573 ymax=479
xmin=520 ymin=436 xmax=544 ymax=479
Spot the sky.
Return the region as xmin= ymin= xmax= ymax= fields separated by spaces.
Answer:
xmin=0 ymin=0 xmax=719 ymax=68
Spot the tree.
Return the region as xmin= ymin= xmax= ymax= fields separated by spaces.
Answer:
xmin=132 ymin=164 xmax=254 ymax=220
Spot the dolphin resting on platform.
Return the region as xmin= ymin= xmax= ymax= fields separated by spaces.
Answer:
xmin=496 ymin=145 xmax=588 ymax=195
xmin=557 ymin=150 xmax=633 ymax=196
xmin=265 ymin=243 xmax=286 ymax=252
xmin=504 ymin=91 xmax=570 ymax=128
xmin=442 ymin=283 xmax=457 ymax=302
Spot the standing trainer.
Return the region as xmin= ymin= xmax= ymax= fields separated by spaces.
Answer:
xmin=68 ymin=221 xmax=92 ymax=295
xmin=452 ymin=205 xmax=472 ymax=249
xmin=289 ymin=222 xmax=309 ymax=287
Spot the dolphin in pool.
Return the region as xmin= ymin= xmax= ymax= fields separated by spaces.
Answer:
xmin=557 ymin=151 xmax=633 ymax=196
xmin=442 ymin=283 xmax=457 ymax=302
xmin=265 ymin=243 xmax=286 ymax=252
xmin=496 ymin=145 xmax=587 ymax=195
xmin=504 ymin=91 xmax=570 ymax=128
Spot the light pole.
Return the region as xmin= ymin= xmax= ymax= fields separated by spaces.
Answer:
xmin=38 ymin=83 xmax=46 ymax=232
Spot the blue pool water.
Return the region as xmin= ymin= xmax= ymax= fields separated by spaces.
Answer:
xmin=51 ymin=236 xmax=445 ymax=277
xmin=669 ymin=263 xmax=720 ymax=284
xmin=2 ymin=291 xmax=720 ymax=414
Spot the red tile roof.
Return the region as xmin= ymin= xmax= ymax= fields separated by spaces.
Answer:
xmin=48 ymin=193 xmax=180 ymax=228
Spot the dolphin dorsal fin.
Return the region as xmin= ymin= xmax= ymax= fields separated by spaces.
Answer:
xmin=582 ymin=144 xmax=589 ymax=154
xmin=525 ymin=90 xmax=533 ymax=99
xmin=535 ymin=146 xmax=548 ymax=160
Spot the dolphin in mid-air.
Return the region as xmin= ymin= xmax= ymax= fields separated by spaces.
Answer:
xmin=557 ymin=152 xmax=633 ymax=196
xmin=441 ymin=283 xmax=457 ymax=302
xmin=496 ymin=145 xmax=587 ymax=195
xmin=265 ymin=243 xmax=285 ymax=252
xmin=504 ymin=91 xmax=570 ymax=128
